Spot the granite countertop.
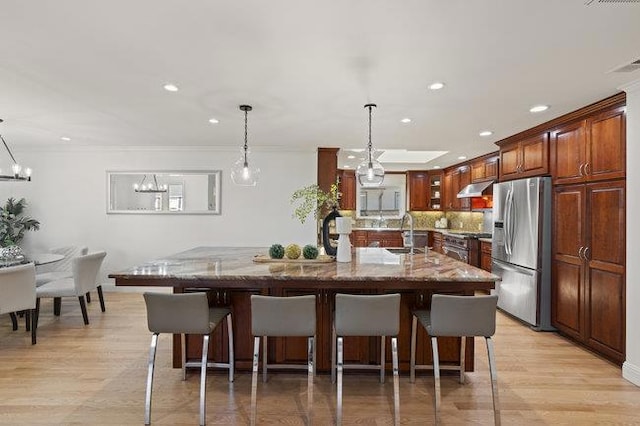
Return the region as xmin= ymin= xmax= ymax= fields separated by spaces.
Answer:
xmin=479 ymin=237 xmax=493 ymax=243
xmin=110 ymin=246 xmax=498 ymax=283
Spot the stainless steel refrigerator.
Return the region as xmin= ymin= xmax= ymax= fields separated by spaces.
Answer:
xmin=492 ymin=176 xmax=553 ymax=331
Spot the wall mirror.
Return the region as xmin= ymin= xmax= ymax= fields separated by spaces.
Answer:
xmin=356 ymin=173 xmax=406 ymax=219
xmin=107 ymin=170 xmax=222 ymax=214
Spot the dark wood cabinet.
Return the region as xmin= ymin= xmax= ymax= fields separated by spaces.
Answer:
xmin=338 ymin=169 xmax=356 ymax=210
xmin=551 ymin=106 xmax=626 ymax=185
xmin=499 ymin=133 xmax=549 ymax=181
xmin=351 ymin=230 xmax=403 ymax=248
xmin=431 ymin=231 xmax=443 ymax=254
xmin=443 ymin=170 xmax=453 ymax=211
xmin=552 ymin=180 xmax=626 ymax=363
xmin=471 ymin=155 xmax=499 ymax=183
xmin=443 ymin=166 xmax=470 ymax=211
xmin=408 ymin=171 xmax=443 ymax=211
xmin=480 ymin=241 xmax=492 ymax=272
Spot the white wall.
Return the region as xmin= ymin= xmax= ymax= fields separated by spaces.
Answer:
xmin=622 ymin=81 xmax=640 ymax=386
xmin=0 ymin=146 xmax=318 ymax=287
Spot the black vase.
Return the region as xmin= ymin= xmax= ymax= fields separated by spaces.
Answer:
xmin=322 ymin=206 xmax=341 ymax=256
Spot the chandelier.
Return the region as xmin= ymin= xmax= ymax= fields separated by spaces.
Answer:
xmin=355 ymin=104 xmax=384 ymax=186
xmin=231 ymin=105 xmax=260 ymax=186
xmin=133 ymin=174 xmax=167 ymax=193
xmin=0 ymin=119 xmax=32 ymax=182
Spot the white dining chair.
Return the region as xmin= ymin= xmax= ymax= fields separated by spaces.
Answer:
xmin=0 ymin=263 xmax=38 ymax=344
xmin=35 ymin=251 xmax=106 ymax=325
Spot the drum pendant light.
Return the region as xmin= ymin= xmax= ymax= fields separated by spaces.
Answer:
xmin=231 ymin=105 xmax=260 ymax=186
xmin=355 ymin=103 xmax=384 ymax=186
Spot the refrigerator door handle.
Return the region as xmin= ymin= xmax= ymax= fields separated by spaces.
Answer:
xmin=507 ymin=188 xmax=516 ymax=256
xmin=504 ymin=188 xmax=512 ymax=255
xmin=492 ymin=258 xmax=536 ymax=276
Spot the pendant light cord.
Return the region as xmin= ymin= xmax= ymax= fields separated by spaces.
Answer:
xmin=243 ymin=109 xmax=249 ymax=167
xmin=367 ymin=104 xmax=373 ymax=166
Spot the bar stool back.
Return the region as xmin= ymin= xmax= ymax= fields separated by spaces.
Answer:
xmin=333 ymin=293 xmax=401 ymax=426
xmin=250 ymin=294 xmax=316 ymax=425
xmin=143 ymin=292 xmax=234 ymax=426
xmin=410 ymin=294 xmax=500 ymax=425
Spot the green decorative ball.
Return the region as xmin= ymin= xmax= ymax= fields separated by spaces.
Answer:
xmin=285 ymin=244 xmax=301 ymax=259
xmin=302 ymin=244 xmax=319 ymax=260
xmin=269 ymin=244 xmax=285 ymax=259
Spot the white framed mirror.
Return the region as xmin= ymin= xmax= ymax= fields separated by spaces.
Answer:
xmin=356 ymin=173 xmax=406 ymax=219
xmin=107 ymin=170 xmax=222 ymax=214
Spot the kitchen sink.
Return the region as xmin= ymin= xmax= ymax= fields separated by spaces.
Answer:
xmin=384 ymin=247 xmax=425 ymax=254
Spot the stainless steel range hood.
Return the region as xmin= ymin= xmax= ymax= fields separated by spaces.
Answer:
xmin=457 ymin=180 xmax=494 ymax=198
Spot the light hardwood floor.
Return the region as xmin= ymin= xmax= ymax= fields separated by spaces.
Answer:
xmin=1 ymin=292 xmax=639 ymax=425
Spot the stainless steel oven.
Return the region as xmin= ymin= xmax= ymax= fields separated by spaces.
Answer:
xmin=442 ymin=234 xmax=470 ymax=264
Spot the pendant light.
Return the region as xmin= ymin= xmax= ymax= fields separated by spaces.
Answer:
xmin=231 ymin=105 xmax=260 ymax=186
xmin=356 ymin=103 xmax=384 ymax=186
xmin=0 ymin=119 xmax=32 ymax=182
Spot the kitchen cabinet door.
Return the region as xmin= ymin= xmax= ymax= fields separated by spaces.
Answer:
xmin=499 ymin=133 xmax=549 ymax=181
xmin=480 ymin=241 xmax=492 ymax=272
xmin=443 ymin=170 xmax=453 ymax=210
xmin=551 ymin=121 xmax=587 ymax=185
xmin=408 ymin=171 xmax=429 ymax=211
xmin=338 ymin=169 xmax=356 ymax=210
xmin=499 ymin=142 xmax=521 ymax=180
xmin=587 ymin=106 xmax=626 ymax=182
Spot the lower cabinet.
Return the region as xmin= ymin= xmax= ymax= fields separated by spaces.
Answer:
xmin=183 ymin=287 xmax=475 ymax=373
xmin=480 ymin=240 xmax=492 ymax=272
xmin=351 ymin=230 xmax=403 ymax=247
xmin=431 ymin=231 xmax=443 ymax=254
xmin=552 ymin=180 xmax=626 ymax=363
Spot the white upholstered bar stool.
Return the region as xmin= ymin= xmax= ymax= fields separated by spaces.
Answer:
xmin=36 ymin=246 xmax=90 ymax=314
xmin=332 ymin=293 xmax=401 ymax=426
xmin=410 ymin=294 xmax=500 ymax=425
xmin=143 ymin=292 xmax=234 ymax=426
xmin=250 ymin=295 xmax=316 ymax=426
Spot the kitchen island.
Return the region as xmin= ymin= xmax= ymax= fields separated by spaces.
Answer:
xmin=110 ymin=246 xmax=498 ymax=373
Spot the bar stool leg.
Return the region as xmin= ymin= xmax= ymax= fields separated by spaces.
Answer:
xmin=250 ymin=336 xmax=260 ymax=426
xmin=410 ymin=315 xmax=417 ymax=383
xmin=331 ymin=324 xmax=337 ymax=384
xmin=431 ymin=336 xmax=441 ymax=425
xmin=199 ymin=334 xmax=209 ymax=426
xmin=144 ymin=333 xmax=159 ymax=426
xmin=307 ymin=336 xmax=314 ymax=425
xmin=336 ymin=336 xmax=344 ymax=425
xmin=391 ymin=336 xmax=400 ymax=426
xmin=9 ymin=312 xmax=18 ymax=331
xmin=262 ymin=335 xmax=268 ymax=383
xmin=181 ymin=333 xmax=187 ymax=381
xmin=459 ymin=336 xmax=466 ymax=384
xmin=486 ymin=337 xmax=501 ymax=426
xmin=380 ymin=336 xmax=386 ymax=384
xmin=227 ymin=313 xmax=235 ymax=382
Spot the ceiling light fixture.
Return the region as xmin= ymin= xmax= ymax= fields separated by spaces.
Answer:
xmin=428 ymin=82 xmax=445 ymax=90
xmin=208 ymin=118 xmax=219 ymax=124
xmin=479 ymin=130 xmax=493 ymax=137
xmin=133 ymin=174 xmax=167 ymax=193
xmin=60 ymin=136 xmax=71 ymax=141
xmin=401 ymin=118 xmax=411 ymax=123
xmin=231 ymin=105 xmax=260 ymax=186
xmin=458 ymin=156 xmax=467 ymax=160
xmin=529 ymin=105 xmax=549 ymax=113
xmin=347 ymin=155 xmax=356 ymax=159
xmin=0 ymin=119 xmax=32 ymax=182
xmin=356 ymin=103 xmax=384 ymax=186
xmin=163 ymin=83 xmax=179 ymax=92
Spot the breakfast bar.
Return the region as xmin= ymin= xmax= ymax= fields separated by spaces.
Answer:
xmin=109 ymin=246 xmax=499 ymax=373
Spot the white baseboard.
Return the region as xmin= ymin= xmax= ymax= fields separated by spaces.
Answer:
xmin=622 ymin=361 xmax=640 ymax=386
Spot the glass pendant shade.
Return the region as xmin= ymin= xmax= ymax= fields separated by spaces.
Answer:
xmin=356 ymin=103 xmax=384 ymax=186
xmin=231 ymin=104 xmax=259 ymax=186
xmin=230 ymin=150 xmax=260 ymax=186
xmin=356 ymin=156 xmax=385 ymax=186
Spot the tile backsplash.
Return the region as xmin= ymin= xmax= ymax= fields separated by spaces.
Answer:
xmin=338 ymin=209 xmax=489 ymax=232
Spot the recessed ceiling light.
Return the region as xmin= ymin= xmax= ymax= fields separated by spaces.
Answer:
xmin=401 ymin=118 xmax=411 ymax=123
xmin=343 ymin=165 xmax=350 ymax=169
xmin=208 ymin=118 xmax=219 ymax=124
xmin=433 ymin=165 xmax=441 ymax=169
xmin=428 ymin=82 xmax=445 ymax=90
xmin=479 ymin=130 xmax=493 ymax=137
xmin=529 ymin=105 xmax=549 ymax=113
xmin=458 ymin=156 xmax=467 ymax=160
xmin=60 ymin=136 xmax=71 ymax=141
xmin=163 ymin=83 xmax=179 ymax=92
xmin=347 ymin=155 xmax=356 ymax=159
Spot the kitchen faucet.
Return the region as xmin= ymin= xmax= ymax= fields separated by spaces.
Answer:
xmin=400 ymin=212 xmax=414 ymax=255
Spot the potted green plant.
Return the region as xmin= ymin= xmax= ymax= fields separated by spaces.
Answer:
xmin=0 ymin=197 xmax=40 ymax=255
xmin=290 ymin=183 xmax=339 ymax=224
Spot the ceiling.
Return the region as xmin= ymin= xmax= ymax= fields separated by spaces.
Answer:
xmin=1 ymin=1 xmax=639 ymax=170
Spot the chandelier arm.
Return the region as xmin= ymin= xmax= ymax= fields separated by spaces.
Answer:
xmin=153 ymin=174 xmax=159 ymax=190
xmin=0 ymin=134 xmax=19 ymax=164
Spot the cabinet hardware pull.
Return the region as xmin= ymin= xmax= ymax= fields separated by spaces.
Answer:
xmin=584 ymin=246 xmax=590 ymax=260
xmin=216 ymin=291 xmax=220 ymax=304
xmin=579 ymin=163 xmax=584 ymax=176
xmin=585 ymin=162 xmax=590 ymax=176
xmin=578 ymin=246 xmax=584 ymax=260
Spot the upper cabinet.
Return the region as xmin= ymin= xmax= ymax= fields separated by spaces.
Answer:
xmin=443 ymin=165 xmax=470 ymax=211
xmin=499 ymin=133 xmax=549 ymax=181
xmin=337 ymin=169 xmax=356 ymax=210
xmin=551 ymin=106 xmax=626 ymax=185
xmin=471 ymin=155 xmax=499 ymax=183
xmin=407 ymin=171 xmax=442 ymax=211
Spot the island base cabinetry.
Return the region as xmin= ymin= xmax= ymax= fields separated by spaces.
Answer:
xmin=180 ymin=287 xmax=475 ymax=373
